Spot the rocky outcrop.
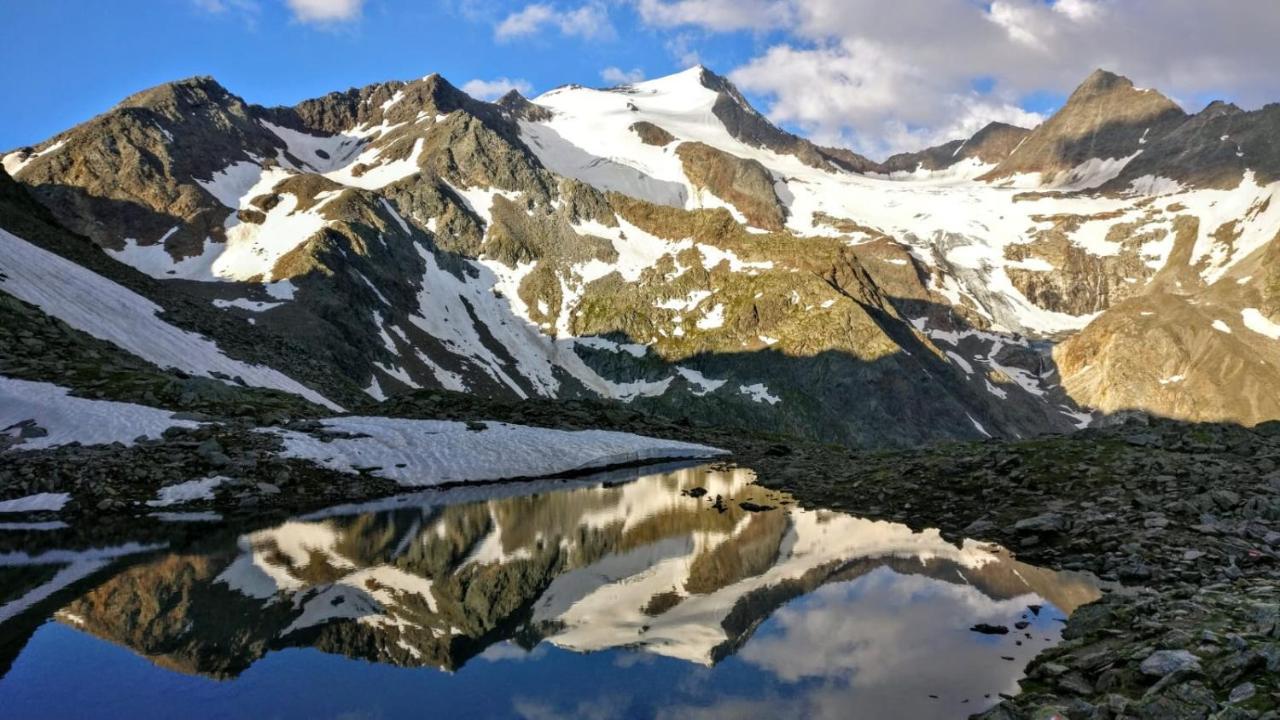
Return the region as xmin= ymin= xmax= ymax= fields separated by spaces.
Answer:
xmin=629 ymin=121 xmax=675 ymax=146
xmin=1054 ymin=287 xmax=1280 ymax=428
xmin=1003 ymin=210 xmax=1168 ymax=316
xmin=496 ymin=89 xmax=553 ymax=122
xmin=675 ymin=141 xmax=787 ymax=231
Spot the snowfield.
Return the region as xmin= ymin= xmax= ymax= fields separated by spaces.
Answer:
xmin=523 ymin=67 xmax=1280 ymax=337
xmin=266 ymin=416 xmax=726 ymax=486
xmin=0 ymin=228 xmax=342 ymax=410
xmin=0 ymin=376 xmax=199 ymax=451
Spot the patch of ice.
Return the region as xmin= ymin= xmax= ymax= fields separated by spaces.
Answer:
xmin=1 ymin=139 xmax=66 ymax=177
xmin=213 ymin=297 xmax=285 ymax=312
xmin=696 ymin=303 xmax=725 ymax=330
xmin=675 ymin=367 xmax=726 ymax=396
xmin=656 ymin=290 xmax=712 ymax=312
xmin=151 ymin=511 xmax=223 ymax=523
xmin=575 ymin=336 xmax=647 ymax=358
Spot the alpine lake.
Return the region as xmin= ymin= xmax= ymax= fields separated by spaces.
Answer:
xmin=0 ymin=461 xmax=1101 ymax=719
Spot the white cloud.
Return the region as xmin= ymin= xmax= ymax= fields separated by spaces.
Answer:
xmin=601 ymin=66 xmax=646 ymax=85
xmin=495 ymin=2 xmax=615 ymax=41
xmin=664 ymin=31 xmax=702 ymax=67
xmin=462 ymin=77 xmax=534 ymax=101
xmin=635 ymin=0 xmax=791 ymax=31
xmin=988 ymin=1 xmax=1047 ymax=49
xmin=284 ymin=0 xmax=364 ymax=23
xmin=729 ymin=38 xmax=1041 ymax=157
xmin=636 ymin=0 xmax=1280 ymax=158
xmin=1053 ymin=0 xmax=1102 ymax=23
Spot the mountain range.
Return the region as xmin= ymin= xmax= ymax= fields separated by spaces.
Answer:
xmin=4 ymin=65 xmax=1280 ymax=447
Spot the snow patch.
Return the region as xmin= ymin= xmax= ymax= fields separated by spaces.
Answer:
xmin=675 ymin=367 xmax=726 ymax=396
xmin=0 ymin=493 xmax=70 ymax=513
xmin=267 ymin=416 xmax=726 ymax=486
xmin=1 ymin=376 xmax=198 ymax=451
xmin=146 ymin=476 xmax=231 ymax=507
xmin=738 ymin=383 xmax=780 ymax=405
xmin=1242 ymin=309 xmax=1280 ymax=340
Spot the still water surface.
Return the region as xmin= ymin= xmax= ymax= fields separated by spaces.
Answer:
xmin=0 ymin=463 xmax=1099 ymax=719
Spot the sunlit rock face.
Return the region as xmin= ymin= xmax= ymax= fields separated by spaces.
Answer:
xmin=1 ymin=463 xmax=1101 ymax=718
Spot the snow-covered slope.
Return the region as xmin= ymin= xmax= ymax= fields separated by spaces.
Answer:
xmin=520 ymin=68 xmax=1280 ymax=338
xmin=0 ymin=228 xmax=342 ymax=410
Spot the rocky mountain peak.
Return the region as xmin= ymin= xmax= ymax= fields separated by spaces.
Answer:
xmin=688 ymin=65 xmax=880 ymax=174
xmin=115 ymin=75 xmax=245 ymax=118
xmin=1072 ymin=68 xmax=1132 ymax=97
xmin=981 ymin=68 xmax=1186 ymax=184
xmin=1062 ymin=69 xmax=1183 ymax=120
xmin=882 ymin=121 xmax=1031 ymax=174
xmin=496 ymin=89 xmax=552 ymax=122
xmin=1200 ymin=99 xmax=1245 ymax=118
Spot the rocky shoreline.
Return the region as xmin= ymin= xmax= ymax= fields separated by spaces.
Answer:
xmin=740 ymin=417 xmax=1280 ymax=720
xmin=4 ymin=390 xmax=1279 ymax=718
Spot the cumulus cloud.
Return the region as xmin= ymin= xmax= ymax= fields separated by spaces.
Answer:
xmin=600 ymin=66 xmax=645 ymax=85
xmin=495 ymin=2 xmax=615 ymax=41
xmin=729 ymin=38 xmax=1043 ymax=157
xmin=284 ymin=0 xmax=364 ymax=23
xmin=634 ymin=0 xmax=1280 ymax=157
xmin=462 ymin=76 xmax=533 ymax=100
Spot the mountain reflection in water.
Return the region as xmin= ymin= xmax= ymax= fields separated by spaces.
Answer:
xmin=0 ymin=463 xmax=1100 ymax=719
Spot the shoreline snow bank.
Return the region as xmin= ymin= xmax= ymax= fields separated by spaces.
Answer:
xmin=267 ymin=416 xmax=726 ymax=487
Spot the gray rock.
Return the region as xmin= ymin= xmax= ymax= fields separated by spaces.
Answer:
xmin=1229 ymin=681 xmax=1257 ymax=704
xmin=1015 ymin=512 xmax=1069 ymax=534
xmin=1139 ymin=649 xmax=1201 ymax=677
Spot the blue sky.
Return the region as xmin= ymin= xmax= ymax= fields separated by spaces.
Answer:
xmin=2 ymin=1 xmax=1276 ymax=158
xmin=0 ymin=1 xmax=778 ymax=150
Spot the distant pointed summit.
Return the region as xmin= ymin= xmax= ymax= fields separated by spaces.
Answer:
xmin=982 ymin=69 xmax=1186 ymax=184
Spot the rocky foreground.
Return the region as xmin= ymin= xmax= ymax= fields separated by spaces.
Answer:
xmin=4 ymin=390 xmax=1279 ymax=719
xmin=744 ymin=415 xmax=1280 ymax=720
